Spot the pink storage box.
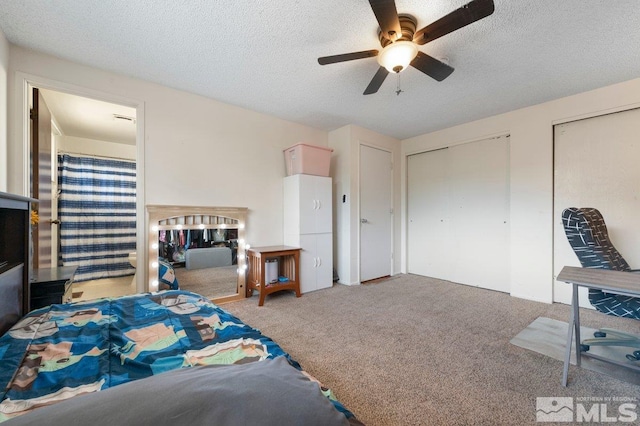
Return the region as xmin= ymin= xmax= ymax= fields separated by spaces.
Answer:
xmin=284 ymin=143 xmax=333 ymax=176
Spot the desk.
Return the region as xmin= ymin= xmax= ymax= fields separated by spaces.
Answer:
xmin=31 ymin=266 xmax=77 ymax=311
xmin=247 ymin=246 xmax=301 ymax=306
xmin=557 ymin=266 xmax=640 ymax=386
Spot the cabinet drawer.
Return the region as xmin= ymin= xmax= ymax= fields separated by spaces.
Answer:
xmin=31 ymin=295 xmax=63 ymax=310
xmin=30 ymin=279 xmax=68 ymax=298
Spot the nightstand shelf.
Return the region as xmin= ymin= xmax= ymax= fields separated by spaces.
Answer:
xmin=31 ymin=266 xmax=77 ymax=310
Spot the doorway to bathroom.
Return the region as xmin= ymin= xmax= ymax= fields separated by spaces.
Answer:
xmin=31 ymin=87 xmax=138 ymax=301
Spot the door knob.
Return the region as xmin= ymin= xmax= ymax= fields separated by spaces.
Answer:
xmin=361 ymin=218 xmax=368 ymax=224
xmin=50 ymin=219 xmax=61 ymax=225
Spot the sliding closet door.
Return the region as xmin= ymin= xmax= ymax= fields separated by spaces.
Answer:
xmin=407 ymin=148 xmax=452 ymax=280
xmin=553 ymin=108 xmax=640 ymax=306
xmin=448 ymin=136 xmax=510 ymax=291
xmin=407 ymin=135 xmax=510 ymax=292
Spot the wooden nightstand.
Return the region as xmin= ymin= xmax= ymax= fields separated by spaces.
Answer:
xmin=247 ymin=246 xmax=301 ymax=306
xmin=30 ymin=266 xmax=77 ymax=311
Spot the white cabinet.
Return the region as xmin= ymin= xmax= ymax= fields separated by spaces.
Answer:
xmin=284 ymin=174 xmax=332 ymax=234
xmin=284 ymin=233 xmax=332 ymax=293
xmin=284 ymin=175 xmax=332 ymax=293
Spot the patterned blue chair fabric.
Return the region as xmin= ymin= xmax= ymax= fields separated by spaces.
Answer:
xmin=562 ymin=207 xmax=640 ymax=319
xmin=158 ymin=260 xmax=180 ymax=290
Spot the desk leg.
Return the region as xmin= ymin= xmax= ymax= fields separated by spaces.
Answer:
xmin=562 ymin=283 xmax=581 ymax=387
xmin=562 ymin=293 xmax=575 ymax=387
xmin=572 ymin=283 xmax=582 ymax=368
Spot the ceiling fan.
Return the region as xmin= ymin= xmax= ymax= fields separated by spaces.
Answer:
xmin=318 ymin=0 xmax=495 ymax=95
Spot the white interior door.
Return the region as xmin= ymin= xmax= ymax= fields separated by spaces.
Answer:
xmin=407 ymin=136 xmax=510 ymax=292
xmin=360 ymin=145 xmax=392 ymax=282
xmin=33 ymin=88 xmax=53 ymax=268
xmin=553 ymin=108 xmax=640 ymax=306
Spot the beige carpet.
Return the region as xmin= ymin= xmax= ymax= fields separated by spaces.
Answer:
xmin=223 ymin=274 xmax=640 ymax=426
xmin=175 ymin=265 xmax=238 ymax=299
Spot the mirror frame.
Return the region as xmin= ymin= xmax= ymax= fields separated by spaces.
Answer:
xmin=146 ymin=205 xmax=248 ymax=304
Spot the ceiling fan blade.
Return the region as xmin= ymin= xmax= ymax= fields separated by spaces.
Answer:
xmin=369 ymin=0 xmax=402 ymax=41
xmin=363 ymin=66 xmax=389 ymax=95
xmin=413 ymin=0 xmax=495 ymax=45
xmin=318 ymin=50 xmax=378 ymax=65
xmin=410 ymin=51 xmax=454 ymax=81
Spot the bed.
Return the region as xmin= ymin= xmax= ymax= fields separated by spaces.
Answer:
xmin=185 ymin=246 xmax=233 ymax=270
xmin=0 ymin=290 xmax=361 ymax=425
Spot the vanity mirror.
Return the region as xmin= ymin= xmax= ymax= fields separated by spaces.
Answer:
xmin=146 ymin=206 xmax=248 ymax=304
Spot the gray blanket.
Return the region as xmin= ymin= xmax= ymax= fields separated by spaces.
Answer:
xmin=7 ymin=357 xmax=350 ymax=426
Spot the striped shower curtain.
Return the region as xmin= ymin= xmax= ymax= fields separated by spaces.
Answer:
xmin=58 ymin=154 xmax=136 ymax=282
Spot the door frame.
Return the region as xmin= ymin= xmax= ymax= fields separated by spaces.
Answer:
xmin=31 ymin=87 xmax=53 ymax=268
xmin=551 ymin=106 xmax=640 ymax=307
xmin=358 ymin=141 xmax=394 ymax=283
xmin=15 ymin=72 xmax=147 ymax=293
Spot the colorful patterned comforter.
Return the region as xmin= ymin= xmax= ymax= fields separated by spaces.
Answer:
xmin=0 ymin=290 xmax=353 ymax=422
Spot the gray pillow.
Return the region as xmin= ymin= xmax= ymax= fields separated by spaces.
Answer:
xmin=7 ymin=357 xmax=350 ymax=426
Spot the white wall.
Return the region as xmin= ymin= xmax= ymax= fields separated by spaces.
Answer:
xmin=58 ymin=135 xmax=136 ymax=160
xmin=7 ymin=46 xmax=328 ymax=254
xmin=8 ymin=42 xmax=638 ymax=304
xmin=329 ymin=125 xmax=401 ymax=285
xmin=0 ymin=29 xmax=9 ymax=192
xmin=402 ymin=77 xmax=640 ymax=303
xmin=329 ymin=125 xmax=352 ymax=284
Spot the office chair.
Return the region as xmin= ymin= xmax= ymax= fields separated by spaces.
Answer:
xmin=561 ymin=207 xmax=640 ymax=361
xmin=158 ymin=259 xmax=179 ymax=290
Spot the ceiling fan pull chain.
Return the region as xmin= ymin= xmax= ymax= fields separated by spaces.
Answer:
xmin=395 ymin=73 xmax=403 ymax=96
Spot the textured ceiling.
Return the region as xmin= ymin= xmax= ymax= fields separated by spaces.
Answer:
xmin=1 ymin=1 xmax=639 ymax=140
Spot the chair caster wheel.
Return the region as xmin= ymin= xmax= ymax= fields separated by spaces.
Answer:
xmin=594 ymin=331 xmax=606 ymax=338
xmin=580 ymin=344 xmax=590 ymax=352
xmin=626 ymin=353 xmax=640 ymax=362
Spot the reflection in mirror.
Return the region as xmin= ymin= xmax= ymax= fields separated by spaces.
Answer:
xmin=159 ymin=227 xmax=238 ymax=299
xmin=146 ymin=206 xmax=248 ymax=304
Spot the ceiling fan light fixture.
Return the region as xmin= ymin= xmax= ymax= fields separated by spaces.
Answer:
xmin=377 ymin=40 xmax=418 ymax=73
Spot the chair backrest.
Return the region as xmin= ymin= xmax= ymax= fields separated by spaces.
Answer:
xmin=561 ymin=207 xmax=631 ymax=272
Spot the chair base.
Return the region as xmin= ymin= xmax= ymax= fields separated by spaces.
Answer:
xmin=580 ymin=328 xmax=640 ymax=361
